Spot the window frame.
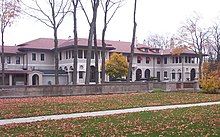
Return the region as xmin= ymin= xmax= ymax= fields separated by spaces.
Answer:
xmin=164 ymin=57 xmax=167 ymax=64
xmin=32 ymin=53 xmax=37 ymax=61
xmin=79 ymin=71 xmax=83 ymax=79
xmin=6 ymin=56 xmax=11 ymax=64
xmin=16 ymin=56 xmax=21 ymax=64
xmin=78 ymin=50 xmax=83 ymax=59
xmin=40 ymin=53 xmax=45 ymax=61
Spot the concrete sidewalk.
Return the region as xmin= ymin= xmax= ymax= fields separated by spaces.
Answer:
xmin=0 ymin=101 xmax=219 ymax=126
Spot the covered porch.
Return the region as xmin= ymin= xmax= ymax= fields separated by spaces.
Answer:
xmin=0 ymin=70 xmax=43 ymax=86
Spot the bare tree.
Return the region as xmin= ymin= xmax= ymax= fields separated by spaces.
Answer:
xmin=22 ymin=0 xmax=70 ymax=85
xmin=179 ymin=15 xmax=211 ymax=79
xmin=145 ymin=33 xmax=170 ymax=49
xmin=100 ymin=0 xmax=123 ymax=83
xmin=0 ymin=0 xmax=20 ymax=85
xmin=127 ymin=0 xmax=137 ymax=82
xmin=79 ymin=0 xmax=99 ymax=84
xmin=71 ymin=0 xmax=78 ymax=85
xmin=211 ymin=24 xmax=220 ymax=62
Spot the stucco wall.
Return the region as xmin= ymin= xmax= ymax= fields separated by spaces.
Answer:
xmin=0 ymin=82 xmax=199 ymax=98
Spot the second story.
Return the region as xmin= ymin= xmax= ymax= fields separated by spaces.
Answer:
xmin=0 ymin=38 xmax=201 ymax=72
xmin=0 ymin=46 xmax=24 ymax=70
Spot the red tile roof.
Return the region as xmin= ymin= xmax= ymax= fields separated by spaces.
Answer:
xmin=162 ymin=48 xmax=195 ymax=55
xmin=60 ymin=38 xmax=114 ymax=50
xmin=0 ymin=46 xmax=20 ymax=54
xmin=18 ymin=38 xmax=67 ymax=50
xmin=1 ymin=38 xmax=196 ymax=56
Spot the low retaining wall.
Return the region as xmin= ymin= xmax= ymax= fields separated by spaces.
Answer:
xmin=0 ymin=82 xmax=199 ymax=98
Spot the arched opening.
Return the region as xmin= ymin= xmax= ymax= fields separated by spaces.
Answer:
xmin=136 ymin=69 xmax=142 ymax=81
xmin=32 ymin=74 xmax=39 ymax=85
xmin=145 ymin=69 xmax=150 ymax=80
xmin=69 ymin=66 xmax=74 ymax=83
xmin=90 ymin=66 xmax=96 ymax=82
xmin=190 ymin=68 xmax=196 ymax=81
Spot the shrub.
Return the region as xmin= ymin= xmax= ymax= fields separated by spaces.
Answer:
xmin=200 ymin=62 xmax=220 ymax=93
xmin=106 ymin=53 xmax=128 ymax=80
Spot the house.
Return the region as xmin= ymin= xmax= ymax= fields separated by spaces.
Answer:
xmin=0 ymin=38 xmax=199 ymax=86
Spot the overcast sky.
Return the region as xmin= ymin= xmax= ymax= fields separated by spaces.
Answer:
xmin=4 ymin=0 xmax=220 ymax=46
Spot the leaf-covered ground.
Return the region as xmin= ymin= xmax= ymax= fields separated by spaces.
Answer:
xmin=0 ymin=105 xmax=219 ymax=136
xmin=0 ymin=92 xmax=219 ymax=119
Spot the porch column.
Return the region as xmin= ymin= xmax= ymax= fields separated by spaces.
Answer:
xmin=9 ymin=74 xmax=13 ymax=86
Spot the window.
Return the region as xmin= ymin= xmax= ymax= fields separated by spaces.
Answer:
xmin=157 ymin=71 xmax=160 ymax=81
xmin=59 ymin=52 xmax=62 ymax=60
xmin=84 ymin=50 xmax=87 ymax=59
xmin=179 ymin=57 xmax=182 ymax=63
xmin=188 ymin=57 xmax=191 ymax=63
xmin=79 ymin=71 xmax=83 ymax=79
xmin=172 ymin=70 xmax=175 ymax=80
xmin=164 ymin=57 xmax=167 ymax=64
xmin=172 ymin=57 xmax=175 ymax=63
xmin=137 ymin=56 xmax=142 ymax=63
xmin=40 ymin=53 xmax=45 ymax=61
xmin=164 ymin=71 xmax=168 ymax=78
xmin=16 ymin=56 xmax=20 ymax=64
xmin=175 ymin=57 xmax=178 ymax=63
xmin=66 ymin=51 xmax=68 ymax=59
xmin=91 ymin=51 xmax=95 ymax=59
xmin=68 ymin=51 xmax=71 ymax=59
xmin=6 ymin=56 xmax=11 ymax=64
xmin=72 ymin=50 xmax=74 ymax=58
xmin=146 ymin=57 xmax=150 ymax=64
xmin=157 ymin=57 xmax=161 ymax=64
xmin=185 ymin=56 xmax=188 ymax=63
xmin=32 ymin=53 xmax=36 ymax=61
xmin=78 ymin=50 xmax=83 ymax=58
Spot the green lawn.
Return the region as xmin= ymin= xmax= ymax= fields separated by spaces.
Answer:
xmin=0 ymin=105 xmax=219 ymax=136
xmin=0 ymin=92 xmax=219 ymax=119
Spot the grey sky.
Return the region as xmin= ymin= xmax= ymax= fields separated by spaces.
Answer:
xmin=4 ymin=0 xmax=220 ymax=46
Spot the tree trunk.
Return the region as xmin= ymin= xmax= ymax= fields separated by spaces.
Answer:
xmin=94 ymin=23 xmax=99 ymax=84
xmin=54 ymin=28 xmax=59 ymax=85
xmin=127 ymin=0 xmax=137 ymax=82
xmin=85 ymin=25 xmax=94 ymax=84
xmin=85 ymin=0 xmax=99 ymax=85
xmin=1 ymin=30 xmax=5 ymax=85
xmin=101 ymin=25 xmax=107 ymax=83
xmin=73 ymin=3 xmax=78 ymax=85
xmin=198 ymin=53 xmax=203 ymax=79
